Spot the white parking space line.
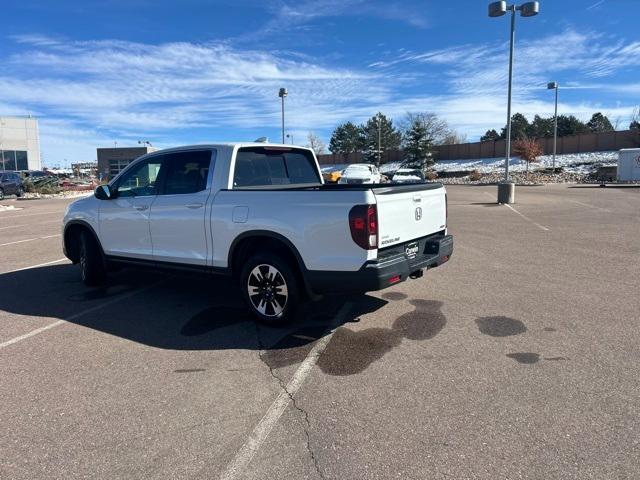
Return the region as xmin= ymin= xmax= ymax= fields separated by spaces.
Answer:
xmin=220 ymin=302 xmax=353 ymax=480
xmin=0 ymin=320 xmax=66 ymax=350
xmin=0 ymin=281 xmax=164 ymax=350
xmin=484 ymin=192 xmax=550 ymax=231
xmin=502 ymin=203 xmax=550 ymax=231
xmin=568 ymin=199 xmax=610 ymax=212
xmin=0 ymin=220 xmax=61 ymax=230
xmin=1 ymin=258 xmax=68 ymax=275
xmin=0 ymin=210 xmax=62 ymax=219
xmin=0 ymin=234 xmax=61 ymax=247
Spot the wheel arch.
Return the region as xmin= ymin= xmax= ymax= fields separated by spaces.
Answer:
xmin=63 ymin=220 xmax=103 ymax=264
xmin=228 ymin=230 xmax=314 ymax=297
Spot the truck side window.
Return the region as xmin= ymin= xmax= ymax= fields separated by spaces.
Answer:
xmin=161 ymin=150 xmax=213 ymax=195
xmin=233 ymin=148 xmax=320 ymax=187
xmin=115 ymin=158 xmax=164 ymax=197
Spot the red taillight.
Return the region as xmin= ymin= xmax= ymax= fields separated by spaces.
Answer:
xmin=389 ymin=275 xmax=401 ymax=284
xmin=349 ymin=204 xmax=378 ymax=250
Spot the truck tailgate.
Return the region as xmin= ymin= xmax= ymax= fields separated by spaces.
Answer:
xmin=374 ymin=184 xmax=447 ymax=248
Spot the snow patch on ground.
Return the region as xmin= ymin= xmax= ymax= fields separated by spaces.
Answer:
xmin=0 ymin=205 xmax=20 ymax=212
xmin=321 ymin=151 xmax=618 ymax=177
xmin=433 ymin=151 xmax=618 ymax=174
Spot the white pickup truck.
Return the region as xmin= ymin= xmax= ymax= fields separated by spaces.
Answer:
xmin=63 ymin=143 xmax=453 ymax=323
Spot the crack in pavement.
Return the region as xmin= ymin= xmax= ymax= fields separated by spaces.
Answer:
xmin=255 ymin=323 xmax=326 ymax=480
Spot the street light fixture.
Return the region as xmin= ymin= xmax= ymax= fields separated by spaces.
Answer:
xmin=488 ymin=1 xmax=540 ymax=204
xmin=138 ymin=140 xmax=152 ymax=147
xmin=547 ymin=81 xmax=559 ymax=171
xmin=278 ymin=88 xmax=288 ymax=144
xmin=286 ymin=133 xmax=294 ymax=145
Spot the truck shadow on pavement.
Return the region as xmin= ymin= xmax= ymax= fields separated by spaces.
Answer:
xmin=0 ymin=264 xmax=452 ymax=376
xmin=0 ymin=264 xmax=387 ymax=359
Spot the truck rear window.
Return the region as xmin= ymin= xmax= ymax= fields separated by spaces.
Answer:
xmin=233 ymin=147 xmax=321 ymax=188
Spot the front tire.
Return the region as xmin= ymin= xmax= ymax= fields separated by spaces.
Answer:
xmin=79 ymin=230 xmax=106 ymax=286
xmin=0 ymin=188 xmax=4 ymax=200
xmin=240 ymin=254 xmax=299 ymax=325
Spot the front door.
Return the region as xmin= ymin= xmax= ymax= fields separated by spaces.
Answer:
xmin=149 ymin=149 xmax=213 ymax=266
xmin=99 ymin=156 xmax=165 ymax=260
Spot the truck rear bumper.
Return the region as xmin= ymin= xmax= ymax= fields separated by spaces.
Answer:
xmin=306 ymin=233 xmax=453 ymax=294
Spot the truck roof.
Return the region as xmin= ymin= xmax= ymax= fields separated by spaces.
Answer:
xmin=147 ymin=142 xmax=313 ymax=153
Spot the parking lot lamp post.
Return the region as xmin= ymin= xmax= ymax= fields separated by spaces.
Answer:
xmin=489 ymin=1 xmax=539 ymax=203
xmin=547 ymin=81 xmax=558 ymax=170
xmin=279 ymin=88 xmax=288 ymax=144
xmin=376 ymin=115 xmax=382 ymax=167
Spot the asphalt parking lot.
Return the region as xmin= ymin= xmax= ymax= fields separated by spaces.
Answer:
xmin=1 ymin=184 xmax=639 ymax=479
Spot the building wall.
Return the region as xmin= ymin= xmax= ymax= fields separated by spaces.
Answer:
xmin=97 ymin=147 xmax=157 ymax=180
xmin=0 ymin=117 xmax=41 ymax=170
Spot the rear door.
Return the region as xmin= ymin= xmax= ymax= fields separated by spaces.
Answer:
xmin=149 ymin=149 xmax=214 ymax=266
xmin=374 ymin=185 xmax=446 ymax=248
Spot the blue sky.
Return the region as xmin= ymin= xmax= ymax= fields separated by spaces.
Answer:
xmin=2 ymin=0 xmax=639 ymax=166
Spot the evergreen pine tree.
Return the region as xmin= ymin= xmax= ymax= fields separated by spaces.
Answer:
xmin=361 ymin=113 xmax=401 ymax=166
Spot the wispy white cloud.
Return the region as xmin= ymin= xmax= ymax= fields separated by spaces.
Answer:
xmin=586 ymin=0 xmax=605 ymax=10
xmin=2 ymin=27 xmax=638 ymax=164
xmin=268 ymin=0 xmax=429 ymax=29
xmin=366 ymin=28 xmax=639 ymax=135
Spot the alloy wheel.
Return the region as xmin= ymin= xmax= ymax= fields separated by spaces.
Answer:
xmin=247 ymin=264 xmax=288 ymax=317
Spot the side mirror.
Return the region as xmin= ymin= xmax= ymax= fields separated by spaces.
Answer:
xmin=94 ymin=184 xmax=113 ymax=200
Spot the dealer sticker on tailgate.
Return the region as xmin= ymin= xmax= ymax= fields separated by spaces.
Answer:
xmin=405 ymin=242 xmax=419 ymax=259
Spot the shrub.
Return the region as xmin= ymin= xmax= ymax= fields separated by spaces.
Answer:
xmin=513 ymin=137 xmax=543 ymax=174
xmin=469 ymin=170 xmax=482 ymax=181
xmin=22 ymin=178 xmax=61 ymax=194
xmin=425 ymin=171 xmax=438 ymax=181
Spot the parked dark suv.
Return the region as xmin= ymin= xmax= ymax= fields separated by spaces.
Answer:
xmin=0 ymin=171 xmax=25 ymax=200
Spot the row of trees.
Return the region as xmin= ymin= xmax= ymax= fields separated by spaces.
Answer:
xmin=479 ymin=111 xmax=630 ymax=142
xmin=307 ymin=106 xmax=640 ymax=162
xmin=327 ymin=112 xmax=463 ymax=166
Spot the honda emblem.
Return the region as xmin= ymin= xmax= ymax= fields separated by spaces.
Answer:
xmin=415 ymin=207 xmax=422 ymax=221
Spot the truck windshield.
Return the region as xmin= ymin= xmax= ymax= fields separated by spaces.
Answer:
xmin=233 ymin=147 xmax=321 ymax=188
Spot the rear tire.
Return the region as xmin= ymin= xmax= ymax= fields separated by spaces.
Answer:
xmin=0 ymin=188 xmax=4 ymax=200
xmin=79 ymin=230 xmax=106 ymax=286
xmin=16 ymin=187 xmax=24 ymax=198
xmin=240 ymin=253 xmax=299 ymax=325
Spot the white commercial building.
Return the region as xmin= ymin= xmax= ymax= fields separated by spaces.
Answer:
xmin=0 ymin=116 xmax=41 ymax=171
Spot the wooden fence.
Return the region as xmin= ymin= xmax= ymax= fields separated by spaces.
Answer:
xmin=317 ymin=129 xmax=640 ymax=165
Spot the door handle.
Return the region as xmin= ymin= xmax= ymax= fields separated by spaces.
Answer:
xmin=186 ymin=202 xmax=204 ymax=209
xmin=134 ymin=205 xmax=149 ymax=211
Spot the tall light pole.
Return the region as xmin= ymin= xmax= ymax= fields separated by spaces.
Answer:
xmin=278 ymin=88 xmax=287 ymax=144
xmin=547 ymin=81 xmax=558 ymax=170
xmin=376 ymin=115 xmax=382 ymax=167
xmin=0 ymin=119 xmax=5 ymax=170
xmin=489 ymin=1 xmax=539 ymax=203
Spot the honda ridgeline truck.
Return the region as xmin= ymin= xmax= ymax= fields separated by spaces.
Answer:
xmin=62 ymin=143 xmax=453 ymax=323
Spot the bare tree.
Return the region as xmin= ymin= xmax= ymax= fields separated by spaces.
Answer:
xmin=400 ymin=112 xmax=451 ymax=146
xmin=441 ymin=131 xmax=467 ymax=145
xmin=629 ymin=106 xmax=640 ymax=130
xmin=306 ymin=132 xmax=326 ymax=156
